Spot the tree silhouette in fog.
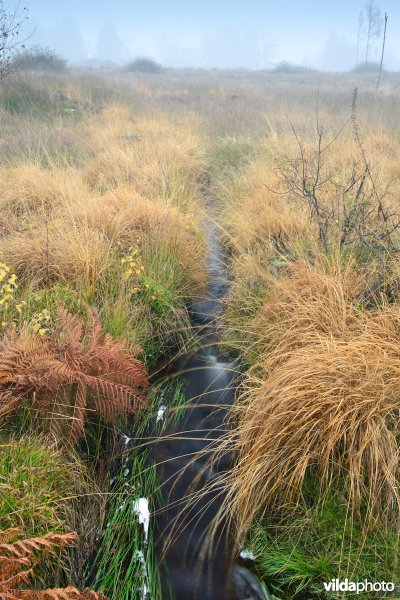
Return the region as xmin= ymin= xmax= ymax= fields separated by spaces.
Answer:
xmin=96 ymin=22 xmax=124 ymax=64
xmin=359 ymin=1 xmax=382 ymax=64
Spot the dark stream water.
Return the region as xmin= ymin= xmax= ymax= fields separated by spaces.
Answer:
xmin=150 ymin=212 xmax=240 ymax=599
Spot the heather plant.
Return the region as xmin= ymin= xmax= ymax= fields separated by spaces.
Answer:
xmin=124 ymin=57 xmax=163 ymax=73
xmin=11 ymin=46 xmax=68 ymax=73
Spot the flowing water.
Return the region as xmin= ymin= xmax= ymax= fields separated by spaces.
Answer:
xmin=150 ymin=210 xmax=240 ymax=599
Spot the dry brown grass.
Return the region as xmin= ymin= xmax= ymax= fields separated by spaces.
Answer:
xmin=0 ymin=164 xmax=88 ymax=216
xmin=99 ymin=188 xmax=205 ymax=287
xmin=219 ymin=258 xmax=400 ymax=542
xmin=1 ymin=216 xmax=114 ymax=289
xmin=0 ymin=105 xmax=205 ymax=295
xmin=206 ymin=81 xmax=400 ymax=584
xmin=83 ymin=111 xmax=203 ymax=211
xmin=220 ymin=153 xmax=312 ymax=255
xmin=0 ymin=188 xmax=205 ymax=294
xmin=252 ymin=257 xmax=366 ymax=360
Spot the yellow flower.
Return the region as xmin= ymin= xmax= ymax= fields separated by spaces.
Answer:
xmin=39 ymin=328 xmax=46 ymax=336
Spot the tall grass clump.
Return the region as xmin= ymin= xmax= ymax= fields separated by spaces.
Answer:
xmin=222 ymin=258 xmax=400 ymax=534
xmin=0 ymin=110 xmax=206 ymax=359
xmin=214 ymin=96 xmax=400 ymax=596
xmin=217 ymin=256 xmax=400 ymax=596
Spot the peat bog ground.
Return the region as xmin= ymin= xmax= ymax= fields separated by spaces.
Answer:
xmin=0 ymin=67 xmax=400 ymax=599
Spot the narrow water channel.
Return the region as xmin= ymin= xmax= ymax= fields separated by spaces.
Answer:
xmin=150 ymin=209 xmax=239 ymax=599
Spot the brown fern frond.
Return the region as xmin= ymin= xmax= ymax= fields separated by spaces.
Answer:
xmin=84 ymin=316 xmax=104 ymax=358
xmin=83 ymin=374 xmax=143 ymax=422
xmin=0 ymin=532 xmax=78 ymax=559
xmin=55 ymin=309 xmax=84 ymax=355
xmin=0 ymin=530 xmax=108 ymax=599
xmin=37 ymin=361 xmax=78 ymax=388
xmin=0 ymin=555 xmax=31 ymax=575
xmin=84 ymin=333 xmax=148 ymax=392
xmin=70 ymin=382 xmax=87 ymax=444
xmin=18 ymin=587 xmax=108 ymax=599
xmin=0 ymin=591 xmax=19 ymax=599
xmin=0 ymin=556 xmax=32 ymax=590
xmin=0 ymin=565 xmax=34 ymax=590
xmin=0 ymin=530 xmax=22 ymax=545
xmin=0 ymin=309 xmax=148 ymax=443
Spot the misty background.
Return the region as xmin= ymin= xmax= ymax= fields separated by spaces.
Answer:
xmin=16 ymin=0 xmax=400 ymax=71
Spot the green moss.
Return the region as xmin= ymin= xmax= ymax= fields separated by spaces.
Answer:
xmin=0 ymin=434 xmax=79 ymax=536
xmin=246 ymin=485 xmax=400 ymax=599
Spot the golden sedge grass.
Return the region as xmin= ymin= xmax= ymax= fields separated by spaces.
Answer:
xmin=217 ymin=258 xmax=400 ymax=543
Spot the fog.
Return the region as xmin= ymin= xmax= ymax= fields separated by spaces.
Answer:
xmin=17 ymin=0 xmax=400 ymax=70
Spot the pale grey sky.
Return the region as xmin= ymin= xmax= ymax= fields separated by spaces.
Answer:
xmin=15 ymin=0 xmax=400 ymax=70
